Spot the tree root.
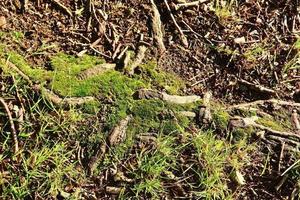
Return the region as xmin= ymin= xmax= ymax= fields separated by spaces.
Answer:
xmin=133 ymin=89 xmax=201 ymax=104
xmin=150 ymin=0 xmax=166 ymax=53
xmin=108 ymin=116 xmax=131 ymax=146
xmin=4 ymin=59 xmax=96 ymax=107
xmin=34 ymin=85 xmax=96 ymax=107
xmin=125 ymin=45 xmax=147 ymax=75
xmin=0 ymin=98 xmax=19 ymax=154
xmin=229 ymin=116 xmax=300 ymax=145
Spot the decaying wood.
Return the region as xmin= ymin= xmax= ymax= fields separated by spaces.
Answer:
xmin=174 ymin=0 xmax=208 ymax=10
xmin=134 ymin=89 xmax=201 ymax=104
xmin=108 ymin=116 xmax=131 ymax=146
xmin=163 ymin=0 xmax=188 ymax=47
xmin=0 ymin=98 xmax=19 ymax=154
xmin=77 ymin=63 xmax=116 ymax=80
xmin=50 ymin=0 xmax=73 ymax=17
xmin=125 ymin=45 xmax=147 ymax=75
xmin=238 ymin=79 xmax=276 ymax=95
xmin=150 ymin=0 xmax=166 ymax=53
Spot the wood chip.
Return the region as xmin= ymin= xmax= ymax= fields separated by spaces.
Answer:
xmin=0 ymin=16 xmax=7 ymax=29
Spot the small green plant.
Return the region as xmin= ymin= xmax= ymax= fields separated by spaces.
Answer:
xmin=212 ymin=0 xmax=238 ymax=23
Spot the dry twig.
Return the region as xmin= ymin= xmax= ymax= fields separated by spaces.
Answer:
xmin=0 ymin=98 xmax=19 ymax=153
xmin=163 ymin=0 xmax=188 ymax=47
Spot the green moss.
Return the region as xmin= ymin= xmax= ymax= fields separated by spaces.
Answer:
xmin=230 ymin=126 xmax=254 ymax=143
xmin=212 ymin=107 xmax=230 ymax=130
xmin=139 ymin=61 xmax=185 ymax=94
xmin=257 ymin=117 xmax=287 ymax=132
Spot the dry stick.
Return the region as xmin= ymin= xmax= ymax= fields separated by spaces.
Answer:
xmin=150 ymin=0 xmax=166 ymax=53
xmin=238 ymin=79 xmax=276 ymax=95
xmin=85 ymin=0 xmax=92 ymax=32
xmin=50 ymin=0 xmax=73 ymax=17
xmin=228 ymin=99 xmax=300 ymax=110
xmin=163 ymin=0 xmax=188 ymax=48
xmin=174 ymin=0 xmax=208 ymax=10
xmin=277 ymin=142 xmax=285 ymax=173
xmin=0 ymin=98 xmax=19 ymax=153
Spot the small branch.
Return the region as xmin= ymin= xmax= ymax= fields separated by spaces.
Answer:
xmin=163 ymin=0 xmax=188 ymax=47
xmin=174 ymin=0 xmax=208 ymax=10
xmin=278 ymin=142 xmax=285 ymax=173
xmin=50 ymin=0 xmax=73 ymax=17
xmin=228 ymin=99 xmax=300 ymax=110
xmin=238 ymin=79 xmax=276 ymax=95
xmin=0 ymin=98 xmax=19 ymax=153
xmin=150 ymin=0 xmax=166 ymax=53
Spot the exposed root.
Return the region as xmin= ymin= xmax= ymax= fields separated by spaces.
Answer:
xmin=198 ymin=91 xmax=212 ymax=125
xmin=77 ymin=63 xmax=116 ymax=80
xmin=4 ymin=60 xmax=96 ymax=107
xmin=229 ymin=116 xmax=300 ymax=144
xmin=134 ymin=89 xmax=201 ymax=104
xmin=108 ymin=116 xmax=131 ymax=146
xmin=125 ymin=45 xmax=147 ymax=75
xmin=34 ymin=85 xmax=96 ymax=108
xmin=0 ymin=98 xmax=19 ymax=154
xmin=150 ymin=0 xmax=166 ymax=53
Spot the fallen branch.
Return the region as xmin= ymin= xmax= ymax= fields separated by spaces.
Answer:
xmin=150 ymin=0 xmax=166 ymax=53
xmin=50 ymin=0 xmax=73 ymax=17
xmin=133 ymin=89 xmax=201 ymax=104
xmin=0 ymin=98 xmax=19 ymax=153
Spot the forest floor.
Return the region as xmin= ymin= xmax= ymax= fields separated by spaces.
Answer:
xmin=0 ymin=0 xmax=300 ymax=199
